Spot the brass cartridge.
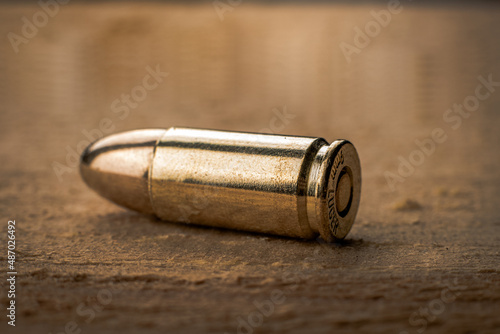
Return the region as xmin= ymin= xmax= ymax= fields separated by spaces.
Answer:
xmin=80 ymin=127 xmax=361 ymax=241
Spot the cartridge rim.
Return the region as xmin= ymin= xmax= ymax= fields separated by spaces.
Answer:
xmin=316 ymin=140 xmax=361 ymax=242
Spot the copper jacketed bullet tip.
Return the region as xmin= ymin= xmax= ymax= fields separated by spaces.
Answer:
xmin=80 ymin=127 xmax=361 ymax=242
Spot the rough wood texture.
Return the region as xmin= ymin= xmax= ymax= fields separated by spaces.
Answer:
xmin=1 ymin=2 xmax=499 ymax=334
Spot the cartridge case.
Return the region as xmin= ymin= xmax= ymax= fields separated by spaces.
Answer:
xmin=80 ymin=127 xmax=361 ymax=241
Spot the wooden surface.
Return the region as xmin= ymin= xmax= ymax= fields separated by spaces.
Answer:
xmin=1 ymin=2 xmax=499 ymax=334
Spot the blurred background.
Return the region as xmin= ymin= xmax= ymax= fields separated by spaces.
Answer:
xmin=1 ymin=0 xmax=499 ymax=180
xmin=1 ymin=1 xmax=499 ymax=333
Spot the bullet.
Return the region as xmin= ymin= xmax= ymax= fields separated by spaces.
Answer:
xmin=80 ymin=127 xmax=361 ymax=241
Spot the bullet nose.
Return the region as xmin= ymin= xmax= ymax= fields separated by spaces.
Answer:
xmin=80 ymin=129 xmax=166 ymax=214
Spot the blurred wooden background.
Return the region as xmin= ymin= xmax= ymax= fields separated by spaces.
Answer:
xmin=0 ymin=1 xmax=499 ymax=334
